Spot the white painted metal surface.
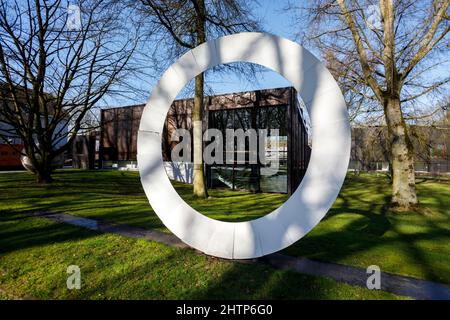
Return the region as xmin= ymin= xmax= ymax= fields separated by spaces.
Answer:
xmin=138 ymin=32 xmax=351 ymax=259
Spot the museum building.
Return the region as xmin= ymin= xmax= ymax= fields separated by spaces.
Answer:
xmin=99 ymin=87 xmax=311 ymax=194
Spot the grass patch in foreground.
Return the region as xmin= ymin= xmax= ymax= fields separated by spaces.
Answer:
xmin=0 ymin=213 xmax=401 ymax=299
xmin=0 ymin=170 xmax=449 ymax=285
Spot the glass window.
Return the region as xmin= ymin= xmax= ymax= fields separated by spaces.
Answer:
xmin=208 ymin=105 xmax=288 ymax=193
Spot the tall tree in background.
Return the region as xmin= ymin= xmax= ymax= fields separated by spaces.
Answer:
xmin=0 ymin=0 xmax=139 ymax=183
xmin=292 ymin=0 xmax=449 ymax=210
xmin=136 ymin=0 xmax=259 ymax=198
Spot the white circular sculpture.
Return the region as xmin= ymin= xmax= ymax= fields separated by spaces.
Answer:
xmin=138 ymin=32 xmax=351 ymax=259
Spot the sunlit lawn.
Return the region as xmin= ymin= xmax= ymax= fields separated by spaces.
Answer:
xmin=0 ymin=169 xmax=449 ymax=299
xmin=0 ymin=212 xmax=400 ymax=299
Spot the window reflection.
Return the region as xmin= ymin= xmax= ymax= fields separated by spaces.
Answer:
xmin=208 ymin=105 xmax=288 ymax=193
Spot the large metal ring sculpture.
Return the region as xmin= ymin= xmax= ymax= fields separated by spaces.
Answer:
xmin=138 ymin=32 xmax=351 ymax=259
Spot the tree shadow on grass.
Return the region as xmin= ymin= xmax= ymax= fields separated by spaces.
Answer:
xmin=188 ymin=261 xmax=332 ymax=299
xmin=2 ymin=171 xmax=448 ymax=294
xmin=186 ymin=258 xmax=397 ymax=300
xmin=283 ymin=188 xmax=450 ymax=285
xmin=67 ymin=250 xmax=364 ymax=300
xmin=325 ymin=192 xmax=392 ymax=235
xmin=0 ymin=212 xmax=97 ymax=255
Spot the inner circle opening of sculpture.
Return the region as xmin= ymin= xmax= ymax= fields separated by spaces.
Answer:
xmin=137 ymin=32 xmax=351 ymax=259
xmin=162 ymin=62 xmax=311 ymax=223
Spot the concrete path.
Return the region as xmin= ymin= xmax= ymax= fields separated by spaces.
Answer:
xmin=260 ymin=254 xmax=450 ymax=300
xmin=30 ymin=211 xmax=450 ymax=300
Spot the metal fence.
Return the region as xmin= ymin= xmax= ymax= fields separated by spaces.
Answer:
xmin=349 ymin=160 xmax=450 ymax=174
xmin=415 ymin=160 xmax=450 ymax=174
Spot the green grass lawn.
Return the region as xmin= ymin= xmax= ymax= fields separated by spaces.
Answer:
xmin=283 ymin=174 xmax=450 ymax=285
xmin=0 ymin=212 xmax=400 ymax=299
xmin=0 ymin=169 xmax=449 ymax=299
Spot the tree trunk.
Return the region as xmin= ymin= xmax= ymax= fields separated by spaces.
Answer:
xmin=192 ymin=0 xmax=208 ymax=198
xmin=250 ymin=105 xmax=261 ymax=193
xmin=384 ymin=97 xmax=418 ymax=209
xmin=35 ymin=160 xmax=54 ymax=184
xmin=36 ymin=170 xmax=53 ymax=184
xmin=28 ymin=146 xmax=55 ymax=184
xmin=192 ymin=72 xmax=208 ymax=198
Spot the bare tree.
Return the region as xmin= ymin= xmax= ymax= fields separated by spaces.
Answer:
xmin=0 ymin=0 xmax=139 ymax=183
xmin=134 ymin=0 xmax=260 ymax=198
xmin=290 ymin=0 xmax=450 ymax=210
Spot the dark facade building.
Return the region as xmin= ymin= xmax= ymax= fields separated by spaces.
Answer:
xmin=71 ymin=132 xmax=99 ymax=170
xmin=100 ymin=87 xmax=311 ymax=194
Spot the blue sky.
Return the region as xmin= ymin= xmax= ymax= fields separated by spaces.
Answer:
xmin=200 ymin=1 xmax=296 ymax=97
xmin=102 ymin=0 xmax=448 ymax=116
xmin=103 ymin=0 xmax=303 ymax=107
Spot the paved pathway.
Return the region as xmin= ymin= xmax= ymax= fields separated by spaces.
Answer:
xmin=29 ymin=211 xmax=450 ymax=300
